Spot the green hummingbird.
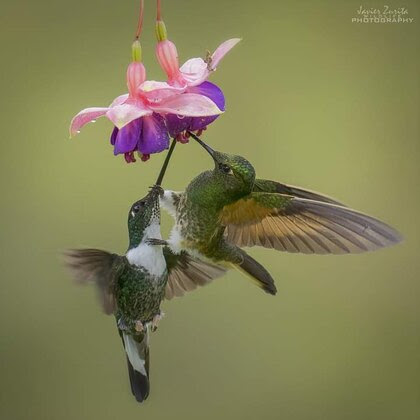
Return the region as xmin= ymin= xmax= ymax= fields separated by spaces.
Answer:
xmin=65 ymin=185 xmax=226 ymax=403
xmin=157 ymin=133 xmax=402 ymax=292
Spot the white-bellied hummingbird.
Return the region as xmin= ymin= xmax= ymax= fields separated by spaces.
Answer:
xmin=64 ymin=141 xmax=226 ymax=403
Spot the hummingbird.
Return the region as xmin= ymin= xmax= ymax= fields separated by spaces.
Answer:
xmin=158 ymin=133 xmax=402 ymax=291
xmin=65 ymin=183 xmax=226 ymax=403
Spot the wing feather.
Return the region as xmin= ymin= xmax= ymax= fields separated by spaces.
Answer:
xmin=163 ymin=248 xmax=227 ymax=299
xmin=63 ymin=249 xmax=123 ymax=314
xmin=223 ymin=193 xmax=402 ymax=255
xmin=253 ymin=179 xmax=345 ymax=206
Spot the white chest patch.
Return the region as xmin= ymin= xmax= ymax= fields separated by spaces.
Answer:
xmin=167 ymin=224 xmax=204 ymax=261
xmin=126 ymin=223 xmax=166 ymax=277
xmin=168 ymin=224 xmax=184 ymax=254
xmin=159 ymin=190 xmax=178 ymax=219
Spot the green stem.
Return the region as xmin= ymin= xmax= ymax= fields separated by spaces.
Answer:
xmin=155 ymin=138 xmax=177 ymax=186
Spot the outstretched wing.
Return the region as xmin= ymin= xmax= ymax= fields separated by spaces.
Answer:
xmin=163 ymin=247 xmax=227 ymax=299
xmin=222 ymin=193 xmax=402 ymax=254
xmin=64 ymin=249 xmax=124 ymax=314
xmin=254 ymin=179 xmax=345 ymax=206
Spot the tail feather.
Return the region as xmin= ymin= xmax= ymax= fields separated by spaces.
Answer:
xmin=126 ymin=357 xmax=150 ymax=403
xmin=235 ymin=249 xmax=277 ymax=295
xmin=120 ymin=331 xmax=150 ymax=403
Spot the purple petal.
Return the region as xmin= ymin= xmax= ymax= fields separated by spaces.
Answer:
xmin=164 ymin=114 xmax=192 ymax=137
xmin=138 ymin=114 xmax=169 ymax=154
xmin=188 ymin=81 xmax=225 ymax=131
xmin=110 ymin=127 xmax=118 ymax=145
xmin=162 ymin=82 xmax=225 ymax=136
xmin=113 ymin=118 xmax=142 ymax=155
xmin=189 ymin=81 xmax=225 ymax=111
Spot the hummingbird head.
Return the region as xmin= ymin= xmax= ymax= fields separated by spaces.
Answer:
xmin=127 ymin=186 xmax=162 ymax=249
xmin=192 ymin=134 xmax=256 ymax=191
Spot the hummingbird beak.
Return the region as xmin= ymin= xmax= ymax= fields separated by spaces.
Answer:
xmin=188 ymin=131 xmax=216 ymax=160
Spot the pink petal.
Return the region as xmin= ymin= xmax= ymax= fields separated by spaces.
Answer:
xmin=151 ymin=93 xmax=223 ymax=117
xmin=211 ymin=38 xmax=241 ymax=69
xmin=179 ymin=58 xmax=209 ymax=86
xmin=155 ymin=40 xmax=181 ymax=82
xmin=69 ymin=107 xmax=108 ymax=137
xmin=138 ymin=80 xmax=186 ymax=102
xmin=178 ymin=38 xmax=240 ymax=87
xmin=106 ymin=103 xmax=152 ymax=129
xmin=109 ymin=94 xmax=129 ymax=107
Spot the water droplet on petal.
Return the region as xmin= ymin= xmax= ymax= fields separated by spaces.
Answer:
xmin=91 ymin=119 xmax=96 ymax=123
xmin=76 ymin=130 xmax=81 ymax=134
xmin=177 ymin=114 xmax=185 ymax=120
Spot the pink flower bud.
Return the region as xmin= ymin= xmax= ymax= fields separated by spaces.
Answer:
xmin=156 ymin=40 xmax=181 ymax=83
xmin=126 ymin=62 xmax=146 ymax=98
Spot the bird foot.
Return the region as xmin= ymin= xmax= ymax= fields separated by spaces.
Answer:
xmin=149 ymin=184 xmax=164 ymax=196
xmin=151 ymin=312 xmax=165 ymax=332
xmin=117 ymin=317 xmax=129 ymax=331
xmin=135 ymin=320 xmax=144 ymax=332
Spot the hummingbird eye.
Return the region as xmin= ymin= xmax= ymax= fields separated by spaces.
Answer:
xmin=130 ymin=201 xmax=145 ymax=217
xmin=219 ymin=163 xmax=232 ymax=174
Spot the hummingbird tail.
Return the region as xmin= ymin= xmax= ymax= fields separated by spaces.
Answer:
xmin=234 ymin=249 xmax=277 ymax=295
xmin=122 ymin=331 xmax=150 ymax=403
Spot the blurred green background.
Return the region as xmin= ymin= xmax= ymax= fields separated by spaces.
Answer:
xmin=1 ymin=0 xmax=419 ymax=419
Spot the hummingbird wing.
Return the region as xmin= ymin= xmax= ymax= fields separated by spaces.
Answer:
xmin=254 ymin=179 xmax=345 ymax=206
xmin=64 ymin=249 xmax=124 ymax=314
xmin=221 ymin=193 xmax=402 ymax=254
xmin=163 ymin=247 xmax=227 ymax=299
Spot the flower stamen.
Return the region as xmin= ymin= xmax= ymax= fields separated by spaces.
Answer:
xmin=124 ymin=152 xmax=137 ymax=163
xmin=140 ymin=153 xmax=150 ymax=162
xmin=204 ymin=50 xmax=214 ymax=71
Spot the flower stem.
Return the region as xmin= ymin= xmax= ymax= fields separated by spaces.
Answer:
xmin=155 ymin=138 xmax=177 ymax=186
xmin=135 ymin=0 xmax=144 ymax=39
xmin=157 ymin=0 xmax=162 ymax=21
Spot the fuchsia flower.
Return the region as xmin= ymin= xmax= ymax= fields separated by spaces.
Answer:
xmin=70 ymin=1 xmax=223 ymax=163
xmin=70 ymin=61 xmax=220 ymax=162
xmin=154 ymin=9 xmax=240 ymax=141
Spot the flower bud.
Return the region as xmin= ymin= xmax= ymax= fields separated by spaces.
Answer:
xmin=155 ymin=39 xmax=180 ymax=81
xmin=155 ymin=20 xmax=167 ymax=42
xmin=131 ymin=39 xmax=142 ymax=62
xmin=127 ymin=61 xmax=146 ymax=97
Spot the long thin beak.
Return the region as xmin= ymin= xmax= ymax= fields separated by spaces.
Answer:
xmin=187 ymin=131 xmax=216 ymax=159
